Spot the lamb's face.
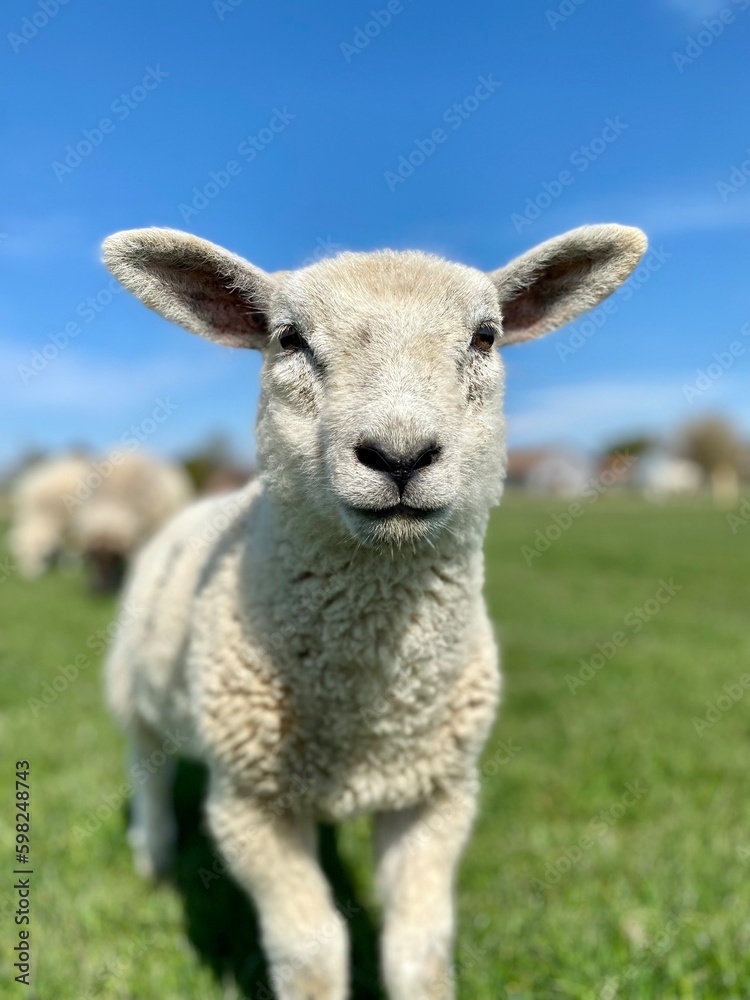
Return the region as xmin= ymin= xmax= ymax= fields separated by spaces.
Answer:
xmin=258 ymin=252 xmax=507 ymax=546
xmin=103 ymin=222 xmax=648 ymax=549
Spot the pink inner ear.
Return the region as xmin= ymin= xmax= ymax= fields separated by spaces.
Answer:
xmin=160 ymin=260 xmax=268 ymax=344
xmin=501 ymin=256 xmax=597 ymax=339
xmin=501 ymin=290 xmax=548 ymax=339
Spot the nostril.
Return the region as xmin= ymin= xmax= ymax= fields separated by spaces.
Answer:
xmin=413 ymin=444 xmax=441 ymax=471
xmin=355 ymin=444 xmax=393 ymax=474
xmin=354 ymin=441 xmax=442 ymax=489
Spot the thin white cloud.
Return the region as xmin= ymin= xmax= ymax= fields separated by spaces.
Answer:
xmin=508 ymin=379 xmax=677 ymax=437
xmin=563 ymin=186 xmax=750 ymax=239
xmin=0 ymin=337 xmax=242 ymax=412
xmin=488 ymin=187 xmax=750 ymax=261
xmin=506 ymin=377 xmax=750 ymax=451
xmin=0 ymin=213 xmax=90 ymax=261
xmin=637 ymin=196 xmax=750 ymax=237
xmin=665 ymin=0 xmax=729 ymax=21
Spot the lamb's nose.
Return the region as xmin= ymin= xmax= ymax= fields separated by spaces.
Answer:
xmin=354 ymin=441 xmax=442 ymax=493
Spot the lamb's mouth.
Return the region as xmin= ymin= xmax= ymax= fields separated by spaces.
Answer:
xmin=346 ymin=503 xmax=446 ymax=521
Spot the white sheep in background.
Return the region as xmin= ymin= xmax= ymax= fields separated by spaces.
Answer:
xmin=8 ymin=453 xmax=89 ymax=578
xmin=70 ymin=451 xmax=193 ymax=591
xmin=8 ymin=451 xmax=192 ymax=590
xmin=103 ymin=223 xmax=646 ymax=1000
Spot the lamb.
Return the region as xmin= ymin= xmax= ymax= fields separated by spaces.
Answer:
xmin=9 ymin=453 xmax=90 ymax=578
xmin=102 ymin=223 xmax=647 ymax=1000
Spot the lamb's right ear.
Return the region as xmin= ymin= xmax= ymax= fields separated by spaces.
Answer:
xmin=490 ymin=224 xmax=648 ymax=346
xmin=102 ymin=228 xmax=277 ymax=349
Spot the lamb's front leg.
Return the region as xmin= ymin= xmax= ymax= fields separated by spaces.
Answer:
xmin=207 ymin=777 xmax=349 ymax=1000
xmin=374 ymin=785 xmax=476 ymax=1000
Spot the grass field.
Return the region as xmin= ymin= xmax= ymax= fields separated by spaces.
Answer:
xmin=2 ymin=493 xmax=749 ymax=999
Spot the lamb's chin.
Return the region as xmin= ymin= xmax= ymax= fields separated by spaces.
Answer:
xmin=339 ymin=503 xmax=450 ymax=549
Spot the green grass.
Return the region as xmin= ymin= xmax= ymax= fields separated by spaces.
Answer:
xmin=2 ymin=494 xmax=749 ymax=999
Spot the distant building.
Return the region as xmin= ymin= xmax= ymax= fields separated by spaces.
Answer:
xmin=506 ymin=449 xmax=594 ymax=497
xmin=633 ymin=452 xmax=703 ymax=500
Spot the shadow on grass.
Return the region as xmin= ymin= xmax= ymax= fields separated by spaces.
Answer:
xmin=166 ymin=760 xmax=383 ymax=999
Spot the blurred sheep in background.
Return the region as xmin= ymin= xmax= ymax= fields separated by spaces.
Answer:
xmin=9 ymin=451 xmax=194 ymax=592
xmin=8 ymin=453 xmax=90 ymax=579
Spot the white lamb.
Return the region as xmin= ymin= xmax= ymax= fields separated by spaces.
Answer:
xmin=103 ymin=223 xmax=646 ymax=1000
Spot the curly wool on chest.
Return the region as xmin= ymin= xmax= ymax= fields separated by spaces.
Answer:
xmin=190 ymin=536 xmax=489 ymax=814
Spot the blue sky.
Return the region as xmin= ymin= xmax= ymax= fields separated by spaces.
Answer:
xmin=2 ymin=0 xmax=749 ymax=468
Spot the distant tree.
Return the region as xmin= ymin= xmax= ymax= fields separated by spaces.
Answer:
xmin=13 ymin=447 xmax=49 ymax=472
xmin=680 ymin=416 xmax=740 ymax=506
xmin=181 ymin=432 xmax=234 ymax=491
xmin=680 ymin=417 xmax=739 ymax=472
xmin=181 ymin=432 xmax=253 ymax=493
xmin=602 ymin=436 xmax=657 ymax=460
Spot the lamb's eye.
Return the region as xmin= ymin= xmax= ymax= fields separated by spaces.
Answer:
xmin=278 ymin=326 xmax=308 ymax=352
xmin=471 ymin=323 xmax=497 ymax=352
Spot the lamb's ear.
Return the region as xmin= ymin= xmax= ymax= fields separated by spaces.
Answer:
xmin=490 ymin=224 xmax=647 ymax=346
xmin=102 ymin=228 xmax=277 ymax=349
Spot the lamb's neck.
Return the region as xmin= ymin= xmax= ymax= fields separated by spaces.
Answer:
xmin=238 ymin=491 xmax=487 ymax=685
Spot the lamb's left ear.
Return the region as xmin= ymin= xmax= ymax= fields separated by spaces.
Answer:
xmin=490 ymin=224 xmax=647 ymax=346
xmin=102 ymin=228 xmax=277 ymax=349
